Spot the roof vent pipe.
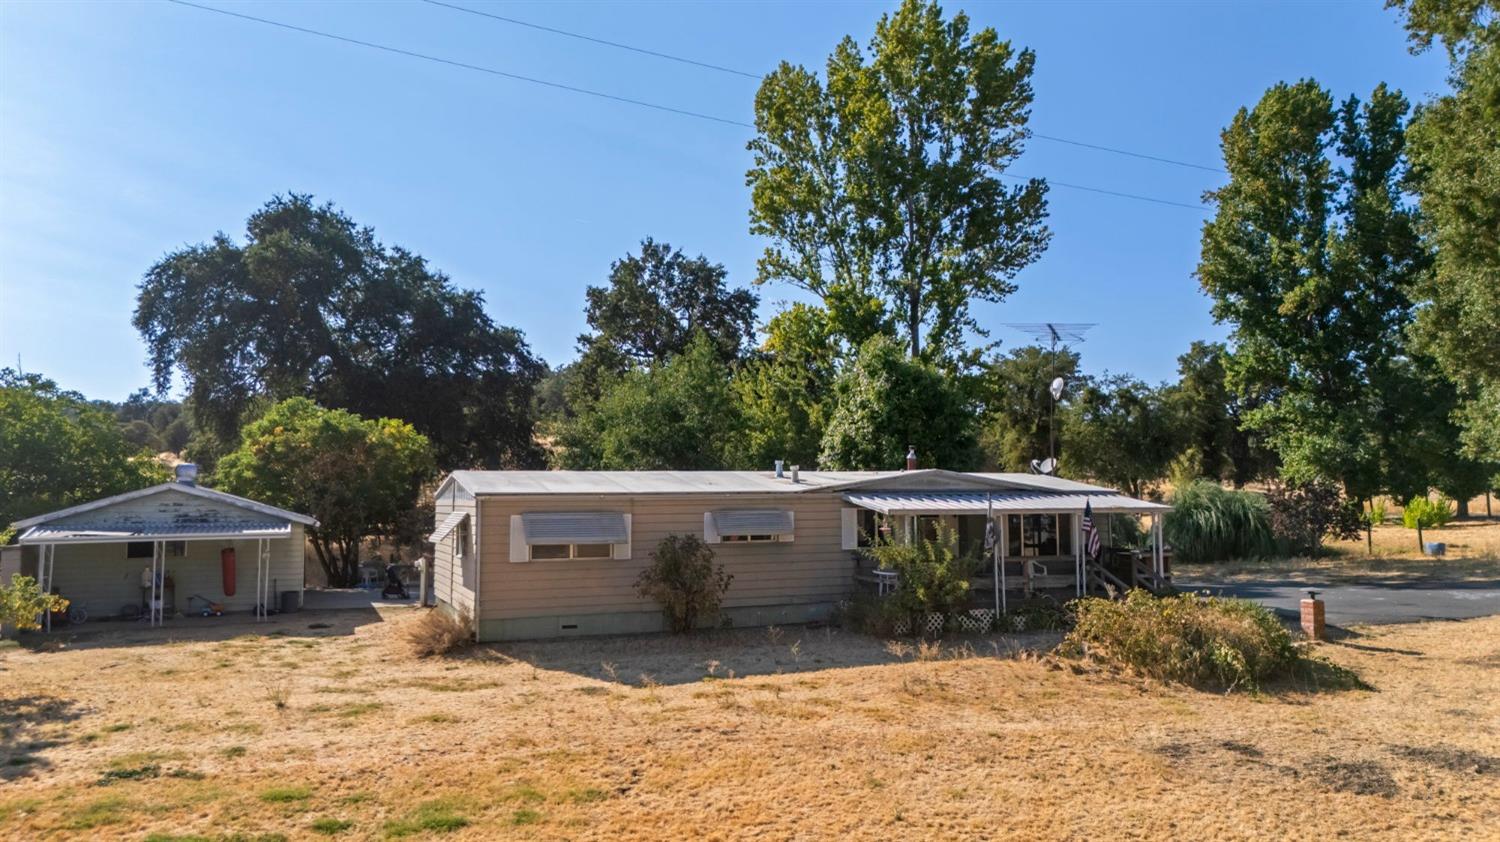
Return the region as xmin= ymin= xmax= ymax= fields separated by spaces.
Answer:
xmin=175 ymin=463 xmax=199 ymax=486
xmin=790 ymin=465 xmax=800 ymax=484
xmin=905 ymin=447 xmax=917 ymax=471
xmin=775 ymin=459 xmax=785 ymax=479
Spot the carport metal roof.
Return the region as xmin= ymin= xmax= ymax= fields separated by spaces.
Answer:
xmin=842 ymin=491 xmax=1170 ymax=516
xmin=17 ymin=522 xmax=293 ymax=545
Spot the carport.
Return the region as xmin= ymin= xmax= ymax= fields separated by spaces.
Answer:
xmin=10 ymin=465 xmax=317 ymax=631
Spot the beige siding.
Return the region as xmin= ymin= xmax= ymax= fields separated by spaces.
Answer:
xmin=476 ymin=493 xmax=853 ymax=621
xmin=431 ymin=494 xmax=478 ymax=617
xmin=44 ymin=526 xmax=305 ymax=617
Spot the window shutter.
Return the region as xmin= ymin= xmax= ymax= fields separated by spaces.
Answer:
xmin=841 ymin=508 xmax=858 ymax=550
xmin=703 ymin=512 xmax=721 ymax=544
xmin=612 ymin=514 xmax=632 ymax=560
xmin=509 ymin=515 xmax=527 ymax=563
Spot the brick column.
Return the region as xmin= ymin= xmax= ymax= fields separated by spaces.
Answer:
xmin=1300 ymin=593 xmax=1325 ymax=640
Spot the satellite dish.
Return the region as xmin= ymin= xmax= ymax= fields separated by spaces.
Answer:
xmin=1049 ymin=377 xmax=1066 ymax=401
xmin=1030 ymin=458 xmax=1058 ymax=475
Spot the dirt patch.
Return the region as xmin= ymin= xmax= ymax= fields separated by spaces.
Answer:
xmin=1321 ymin=759 xmax=1399 ymax=797
xmin=1390 ymin=744 xmax=1498 ymax=776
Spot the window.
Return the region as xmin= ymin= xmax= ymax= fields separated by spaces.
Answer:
xmin=530 ymin=543 xmax=612 ymax=560
xmin=1006 ymin=514 xmax=1076 ymax=557
xmin=128 ymin=541 xmax=184 ymax=559
xmin=856 ymin=509 xmax=888 ymax=548
xmin=706 ymin=510 xmax=794 ymax=543
xmin=722 ymin=534 xmax=777 ymax=543
xmin=915 ymin=515 xmax=941 ymax=542
xmin=957 ymin=515 xmax=988 ymax=559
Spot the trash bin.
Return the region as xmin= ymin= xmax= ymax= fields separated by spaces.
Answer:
xmin=280 ymin=590 xmax=302 ymax=613
xmin=1424 ymin=542 xmax=1447 ymax=557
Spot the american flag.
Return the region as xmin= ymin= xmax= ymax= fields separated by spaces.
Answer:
xmin=1082 ymin=500 xmax=1101 ymax=561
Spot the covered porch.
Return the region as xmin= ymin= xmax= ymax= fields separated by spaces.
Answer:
xmin=842 ymin=490 xmax=1172 ymax=613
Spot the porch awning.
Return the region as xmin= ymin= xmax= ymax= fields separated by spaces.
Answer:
xmin=17 ymin=522 xmax=292 ymax=545
xmin=842 ymin=491 xmax=1170 ymax=516
xmin=709 ymin=509 xmax=796 ymax=536
xmin=428 ymin=511 xmax=468 ymax=543
xmin=520 ymin=512 xmax=629 ymax=545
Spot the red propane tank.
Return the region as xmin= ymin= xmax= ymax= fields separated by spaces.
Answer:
xmin=220 ymin=548 xmax=236 ymax=597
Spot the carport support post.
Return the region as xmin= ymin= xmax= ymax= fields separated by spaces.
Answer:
xmin=39 ymin=544 xmax=54 ymax=632
xmin=1151 ymin=514 xmax=1164 ymax=581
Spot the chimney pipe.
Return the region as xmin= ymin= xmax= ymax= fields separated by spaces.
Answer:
xmin=175 ymin=463 xmax=199 ymax=486
xmin=905 ymin=446 xmax=917 ymax=472
xmin=790 ymin=465 xmax=800 ymax=484
xmin=774 ymin=459 xmax=785 ymax=479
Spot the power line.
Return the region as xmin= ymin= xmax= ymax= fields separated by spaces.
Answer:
xmin=163 ymin=0 xmax=753 ymax=128
xmin=418 ymin=0 xmax=762 ymax=80
xmin=164 ymin=1 xmax=1210 ymax=212
xmin=1001 ymin=173 xmax=1209 ymax=212
xmin=419 ymin=0 xmax=1225 ymax=174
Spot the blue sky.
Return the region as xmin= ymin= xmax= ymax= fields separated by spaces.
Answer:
xmin=0 ymin=0 xmax=1446 ymax=402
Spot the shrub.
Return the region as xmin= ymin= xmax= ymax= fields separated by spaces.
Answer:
xmin=861 ymin=523 xmax=971 ymax=626
xmin=635 ymin=534 xmax=732 ymax=633
xmin=406 ymin=609 xmax=473 ymax=657
xmin=0 ymin=574 xmax=68 ymax=633
xmin=1062 ymin=590 xmax=1305 ymax=692
xmin=832 ymin=594 xmax=909 ymax=636
xmin=1163 ymin=480 xmax=1274 ymax=563
xmin=1368 ymin=499 xmax=1387 ymax=526
xmin=1402 ymin=495 xmax=1453 ymax=530
xmin=1265 ymin=480 xmax=1363 ymax=556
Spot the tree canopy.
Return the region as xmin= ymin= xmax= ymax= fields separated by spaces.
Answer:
xmin=1197 ymin=80 xmax=1430 ymax=501
xmin=1393 ymin=0 xmax=1500 ymax=461
xmin=214 ymin=398 xmax=434 ymax=587
xmin=133 ymin=194 xmax=544 ymax=470
xmin=747 ymin=0 xmax=1049 ymax=361
xmin=819 ymin=335 xmax=978 ymax=470
xmin=974 ymin=345 xmax=1079 ymax=472
xmin=554 ymin=333 xmax=747 ymax=470
xmin=734 ymin=303 xmax=840 ymax=470
xmin=1 ymin=369 xmax=168 ymax=536
xmin=1061 ymin=374 xmax=1177 ymax=499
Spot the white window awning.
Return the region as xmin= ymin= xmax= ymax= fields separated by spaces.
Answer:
xmin=520 ymin=512 xmax=630 ymax=545
xmin=428 ymin=511 xmax=469 ymax=543
xmin=710 ymin=509 xmax=796 ymax=536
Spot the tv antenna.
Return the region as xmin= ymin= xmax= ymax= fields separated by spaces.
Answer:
xmin=1003 ymin=323 xmax=1096 ymax=350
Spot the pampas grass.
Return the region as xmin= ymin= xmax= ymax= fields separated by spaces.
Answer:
xmin=1165 ymin=480 xmax=1275 ymax=563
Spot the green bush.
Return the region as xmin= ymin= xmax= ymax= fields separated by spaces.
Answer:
xmin=1402 ymin=495 xmax=1453 ymax=530
xmin=832 ymin=595 xmax=909 ymax=637
xmin=1063 ymin=590 xmax=1308 ymax=692
xmin=0 ymin=574 xmax=68 ymax=633
xmin=1163 ymin=480 xmax=1275 ymax=563
xmin=1367 ymin=499 xmax=1387 ymax=526
xmin=635 ymin=534 xmax=733 ymax=633
xmin=861 ymin=524 xmax=971 ymax=624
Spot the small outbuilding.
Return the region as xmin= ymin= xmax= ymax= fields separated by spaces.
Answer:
xmin=9 ymin=464 xmax=317 ymax=629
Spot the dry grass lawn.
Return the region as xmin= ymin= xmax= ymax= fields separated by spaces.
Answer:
xmin=2 ymin=607 xmax=1499 ymax=840
xmin=1179 ymin=518 xmax=1500 ymax=584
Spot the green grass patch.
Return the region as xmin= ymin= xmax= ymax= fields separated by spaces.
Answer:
xmin=511 ymin=808 xmax=541 ymax=826
xmin=310 ymin=817 xmax=355 ymax=835
xmin=97 ymin=764 xmax=160 ymax=785
xmin=222 ymin=745 xmax=247 ymax=759
xmin=64 ymin=796 xmax=132 ymax=829
xmin=102 ymin=722 xmax=133 ymax=733
xmin=566 ymin=787 xmax=607 ymax=804
xmin=383 ymin=800 xmax=470 ymax=837
xmin=259 ymin=785 xmax=312 ymax=803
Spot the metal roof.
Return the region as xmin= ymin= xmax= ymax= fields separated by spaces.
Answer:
xmin=841 ymin=491 xmax=1170 ymax=516
xmin=18 ymin=522 xmax=292 ymax=545
xmin=10 ymin=481 xmax=318 ymax=529
xmin=443 ymin=469 xmax=1117 ymax=497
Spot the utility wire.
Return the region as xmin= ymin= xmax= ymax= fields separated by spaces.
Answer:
xmin=164 ymin=0 xmax=753 ymax=128
xmin=420 ymin=0 xmax=1226 ymax=174
xmin=418 ymin=0 xmax=762 ymax=80
xmin=164 ymin=0 xmax=1211 ymax=212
